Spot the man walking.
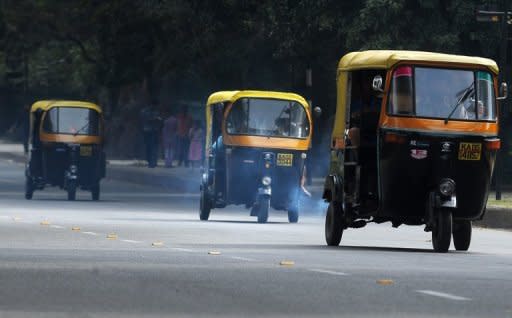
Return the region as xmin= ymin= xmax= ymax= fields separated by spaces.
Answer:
xmin=176 ymin=107 xmax=192 ymax=167
xmin=140 ymin=101 xmax=162 ymax=168
xmin=162 ymin=109 xmax=178 ymax=168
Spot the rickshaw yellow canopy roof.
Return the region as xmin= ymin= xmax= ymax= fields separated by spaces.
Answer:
xmin=231 ymin=90 xmax=310 ymax=108
xmin=207 ymin=90 xmax=309 ymax=108
xmin=30 ymin=100 xmax=102 ymax=113
xmin=206 ymin=91 xmax=240 ymax=106
xmin=338 ymin=50 xmax=499 ymax=74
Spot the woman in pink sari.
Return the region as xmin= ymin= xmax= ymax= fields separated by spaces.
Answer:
xmin=188 ymin=120 xmax=204 ymax=168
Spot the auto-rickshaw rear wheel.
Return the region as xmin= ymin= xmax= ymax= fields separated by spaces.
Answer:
xmin=288 ymin=208 xmax=299 ymax=223
xmin=67 ymin=182 xmax=77 ymax=201
xmin=325 ymin=201 xmax=344 ymax=246
xmin=288 ymin=199 xmax=299 ymax=223
xmin=199 ymin=186 xmax=211 ymax=221
xmin=432 ymin=209 xmax=452 ymax=253
xmin=91 ymin=183 xmax=100 ymax=201
xmin=452 ymin=220 xmax=472 ymax=251
xmin=257 ymin=197 xmax=270 ymax=224
xmin=25 ymin=177 xmax=33 ymax=200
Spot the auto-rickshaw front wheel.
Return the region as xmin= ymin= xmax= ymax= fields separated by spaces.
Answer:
xmin=257 ymin=197 xmax=270 ymax=224
xmin=452 ymin=220 xmax=472 ymax=251
xmin=432 ymin=209 xmax=452 ymax=253
xmin=325 ymin=201 xmax=344 ymax=246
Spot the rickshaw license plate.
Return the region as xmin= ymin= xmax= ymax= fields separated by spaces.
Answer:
xmin=80 ymin=146 xmax=92 ymax=157
xmin=277 ymin=153 xmax=293 ymax=166
xmin=458 ymin=143 xmax=481 ymax=161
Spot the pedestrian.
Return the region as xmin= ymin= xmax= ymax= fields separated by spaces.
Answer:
xmin=21 ymin=104 xmax=30 ymax=155
xmin=176 ymin=107 xmax=192 ymax=167
xmin=162 ymin=108 xmax=178 ymax=168
xmin=188 ymin=120 xmax=204 ymax=168
xmin=140 ymin=100 xmax=162 ymax=168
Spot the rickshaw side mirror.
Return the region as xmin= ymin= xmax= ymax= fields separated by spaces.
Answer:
xmin=372 ymin=75 xmax=384 ymax=92
xmin=497 ymin=82 xmax=508 ymax=100
xmin=313 ymin=107 xmax=322 ymax=117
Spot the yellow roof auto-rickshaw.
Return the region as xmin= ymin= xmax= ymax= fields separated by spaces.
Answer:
xmin=200 ymin=90 xmax=318 ymax=223
xmin=25 ymin=100 xmax=106 ymax=201
xmin=322 ymin=50 xmax=507 ymax=252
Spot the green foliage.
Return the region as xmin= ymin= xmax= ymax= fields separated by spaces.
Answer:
xmin=0 ymin=0 xmax=507 ymax=121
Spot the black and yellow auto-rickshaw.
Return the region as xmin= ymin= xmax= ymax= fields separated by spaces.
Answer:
xmin=200 ymin=90 xmax=317 ymax=223
xmin=25 ymin=100 xmax=106 ymax=201
xmin=322 ymin=50 xmax=507 ymax=252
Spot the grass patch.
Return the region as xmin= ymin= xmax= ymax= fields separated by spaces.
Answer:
xmin=487 ymin=193 xmax=512 ymax=209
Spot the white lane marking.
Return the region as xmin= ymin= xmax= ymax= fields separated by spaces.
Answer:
xmin=50 ymin=225 xmax=64 ymax=229
xmin=416 ymin=290 xmax=471 ymax=301
xmin=230 ymin=256 xmax=257 ymax=262
xmin=171 ymin=247 xmax=194 ymax=252
xmin=121 ymin=239 xmax=142 ymax=244
xmin=308 ymin=269 xmax=349 ymax=276
xmin=82 ymin=231 xmax=98 ymax=236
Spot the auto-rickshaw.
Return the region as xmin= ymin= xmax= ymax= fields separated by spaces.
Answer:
xmin=322 ymin=50 xmax=507 ymax=252
xmin=25 ymin=100 xmax=106 ymax=201
xmin=200 ymin=90 xmax=317 ymax=223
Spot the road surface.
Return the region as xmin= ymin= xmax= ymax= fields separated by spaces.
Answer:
xmin=0 ymin=159 xmax=511 ymax=317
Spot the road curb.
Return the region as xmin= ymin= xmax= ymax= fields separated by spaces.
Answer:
xmin=475 ymin=207 xmax=512 ymax=230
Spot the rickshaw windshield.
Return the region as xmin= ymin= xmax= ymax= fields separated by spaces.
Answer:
xmin=388 ymin=66 xmax=496 ymax=121
xmin=42 ymin=107 xmax=101 ymax=135
xmin=226 ymin=98 xmax=310 ymax=138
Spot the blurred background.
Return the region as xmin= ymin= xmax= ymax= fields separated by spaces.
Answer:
xmin=0 ymin=0 xmax=510 ymax=178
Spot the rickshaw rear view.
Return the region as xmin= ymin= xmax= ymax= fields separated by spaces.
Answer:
xmin=200 ymin=90 xmax=315 ymax=223
xmin=25 ymin=100 xmax=106 ymax=201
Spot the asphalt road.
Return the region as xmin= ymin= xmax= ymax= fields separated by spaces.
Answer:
xmin=0 ymin=159 xmax=511 ymax=318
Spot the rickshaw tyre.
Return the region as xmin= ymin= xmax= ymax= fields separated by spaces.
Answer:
xmin=432 ymin=209 xmax=452 ymax=253
xmin=25 ymin=177 xmax=33 ymax=200
xmin=257 ymin=197 xmax=270 ymax=224
xmin=288 ymin=208 xmax=299 ymax=223
xmin=325 ymin=201 xmax=344 ymax=246
xmin=67 ymin=183 xmax=77 ymax=201
xmin=91 ymin=183 xmax=100 ymax=201
xmin=199 ymin=188 xmax=211 ymax=221
xmin=453 ymin=220 xmax=471 ymax=251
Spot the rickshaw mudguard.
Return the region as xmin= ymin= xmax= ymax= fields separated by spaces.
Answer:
xmin=323 ymin=174 xmax=342 ymax=203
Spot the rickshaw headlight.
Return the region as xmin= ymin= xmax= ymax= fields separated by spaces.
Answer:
xmin=439 ymin=179 xmax=455 ymax=197
xmin=262 ymin=176 xmax=272 ymax=186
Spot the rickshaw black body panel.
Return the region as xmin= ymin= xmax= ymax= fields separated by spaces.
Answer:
xmin=224 ymin=146 xmax=305 ymax=210
xmin=378 ymin=129 xmax=496 ymax=221
xmin=32 ymin=142 xmax=105 ymax=188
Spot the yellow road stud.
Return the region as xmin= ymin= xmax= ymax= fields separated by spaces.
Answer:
xmin=71 ymin=227 xmax=81 ymax=231
xmin=152 ymin=241 xmax=164 ymax=247
xmin=40 ymin=220 xmax=51 ymax=226
xmin=280 ymin=260 xmax=295 ymax=266
xmin=107 ymin=233 xmax=118 ymax=240
xmin=208 ymin=250 xmax=221 ymax=255
xmin=376 ymin=279 xmax=394 ymax=285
